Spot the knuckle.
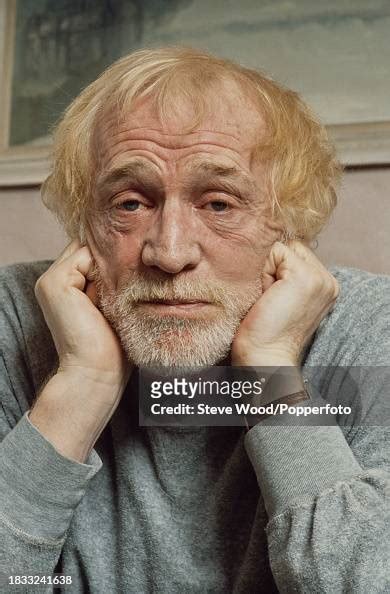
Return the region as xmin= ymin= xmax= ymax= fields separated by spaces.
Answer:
xmin=324 ymin=275 xmax=339 ymax=299
xmin=35 ymin=270 xmax=57 ymax=300
xmin=287 ymin=238 xmax=301 ymax=249
xmin=34 ymin=276 xmax=44 ymax=297
xmin=332 ymin=278 xmax=340 ymax=299
xmin=307 ymin=272 xmax=323 ymax=294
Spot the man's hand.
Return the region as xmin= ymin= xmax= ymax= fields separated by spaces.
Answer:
xmin=29 ymin=239 xmax=131 ymax=462
xmin=231 ymin=240 xmax=339 ymax=367
xmin=34 ymin=239 xmax=129 ymax=383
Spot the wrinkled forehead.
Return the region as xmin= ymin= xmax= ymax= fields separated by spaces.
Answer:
xmin=93 ymin=76 xmax=267 ymax=159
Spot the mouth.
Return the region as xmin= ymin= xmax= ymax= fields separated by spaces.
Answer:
xmin=147 ymin=299 xmax=208 ymax=305
xmin=137 ymin=299 xmax=214 ymax=318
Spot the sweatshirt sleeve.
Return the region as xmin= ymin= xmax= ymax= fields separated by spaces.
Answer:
xmin=244 ymin=269 xmax=390 ymax=593
xmin=0 ymin=407 xmax=102 ymax=590
xmin=245 ymin=423 xmax=390 ymax=593
xmin=0 ymin=262 xmax=103 ymax=591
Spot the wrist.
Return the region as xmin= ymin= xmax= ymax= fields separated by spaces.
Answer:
xmin=232 ymin=352 xmax=299 ymax=367
xmin=260 ymin=366 xmax=305 ymax=402
xmin=235 ymin=366 xmax=308 ymax=429
xmin=29 ymin=370 xmax=126 ymax=462
xmin=232 ymin=342 xmax=300 ymax=368
xmin=57 ymin=363 xmax=130 ymax=390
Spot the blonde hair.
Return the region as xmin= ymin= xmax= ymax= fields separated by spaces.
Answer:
xmin=42 ymin=46 xmax=342 ymax=242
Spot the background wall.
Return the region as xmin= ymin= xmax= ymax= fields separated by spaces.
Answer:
xmin=1 ymin=166 xmax=389 ymax=274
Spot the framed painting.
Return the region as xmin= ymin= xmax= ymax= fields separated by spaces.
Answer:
xmin=1 ymin=0 xmax=390 ymax=186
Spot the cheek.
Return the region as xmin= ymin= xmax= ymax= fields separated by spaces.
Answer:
xmin=87 ymin=212 xmax=141 ymax=286
xmin=255 ymin=218 xmax=285 ymax=252
xmin=204 ymin=215 xmax=283 ymax=277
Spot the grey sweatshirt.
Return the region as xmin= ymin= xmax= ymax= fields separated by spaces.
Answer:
xmin=0 ymin=260 xmax=389 ymax=594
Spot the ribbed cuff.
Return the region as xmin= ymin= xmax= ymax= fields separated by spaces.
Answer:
xmin=245 ymin=424 xmax=362 ymax=517
xmin=0 ymin=412 xmax=102 ymax=543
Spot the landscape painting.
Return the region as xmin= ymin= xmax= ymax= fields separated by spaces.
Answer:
xmin=1 ymin=0 xmax=389 ymax=182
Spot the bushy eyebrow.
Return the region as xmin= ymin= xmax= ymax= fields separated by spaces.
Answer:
xmin=193 ymin=162 xmax=248 ymax=179
xmin=95 ymin=159 xmax=256 ymax=204
xmin=190 ymin=162 xmax=256 ymax=203
xmin=95 ymin=159 xmax=162 ymax=198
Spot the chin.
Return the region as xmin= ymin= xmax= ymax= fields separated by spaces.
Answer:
xmin=119 ymin=316 xmax=237 ymax=371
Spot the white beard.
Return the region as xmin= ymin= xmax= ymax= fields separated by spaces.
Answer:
xmin=95 ymin=272 xmax=261 ymax=370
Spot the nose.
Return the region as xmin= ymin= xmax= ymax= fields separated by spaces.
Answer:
xmin=141 ymin=199 xmax=202 ymax=274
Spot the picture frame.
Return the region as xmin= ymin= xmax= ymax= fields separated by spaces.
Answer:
xmin=1 ymin=0 xmax=389 ymax=187
xmin=0 ymin=1 xmax=52 ymax=186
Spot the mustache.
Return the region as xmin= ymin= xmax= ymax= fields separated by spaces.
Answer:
xmin=92 ymin=267 xmax=250 ymax=305
xmin=118 ymin=278 xmax=228 ymax=304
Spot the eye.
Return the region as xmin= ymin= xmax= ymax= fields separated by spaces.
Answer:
xmin=118 ymin=200 xmax=142 ymax=212
xmin=206 ymin=200 xmax=230 ymax=212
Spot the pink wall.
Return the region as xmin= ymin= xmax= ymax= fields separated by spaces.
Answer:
xmin=1 ymin=167 xmax=389 ymax=274
xmin=315 ymin=167 xmax=390 ymax=275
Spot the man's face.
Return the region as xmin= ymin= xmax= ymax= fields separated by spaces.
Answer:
xmin=86 ymin=82 xmax=283 ymax=368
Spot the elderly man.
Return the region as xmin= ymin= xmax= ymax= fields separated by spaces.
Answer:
xmin=0 ymin=47 xmax=389 ymax=593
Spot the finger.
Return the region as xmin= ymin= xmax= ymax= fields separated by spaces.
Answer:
xmin=264 ymin=240 xmax=323 ymax=285
xmin=85 ymin=280 xmax=98 ymax=305
xmin=277 ymin=240 xmax=327 ymax=276
xmin=47 ymin=245 xmax=95 ymax=293
xmin=39 ymin=238 xmax=84 ymax=279
xmin=261 ymin=268 xmax=276 ymax=292
xmin=54 ymin=239 xmax=83 ymax=265
xmin=286 ymin=239 xmax=325 ymax=271
xmin=262 ymin=241 xmax=291 ymax=280
xmin=86 ymin=261 xmax=99 ymax=282
xmin=62 ymin=245 xmax=94 ymax=278
xmin=324 ymin=296 xmax=338 ymax=316
xmin=285 ymin=241 xmax=340 ymax=303
xmin=260 ymin=241 xmax=292 ymax=291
